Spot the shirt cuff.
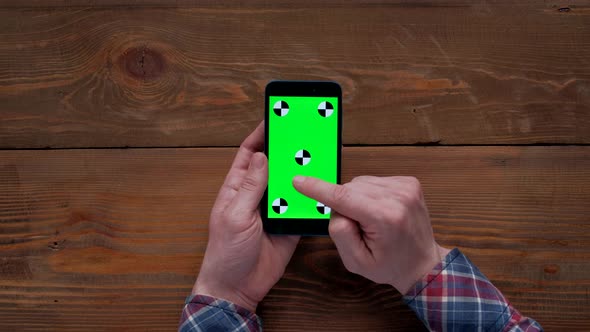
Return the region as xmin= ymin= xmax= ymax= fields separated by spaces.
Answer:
xmin=178 ymin=294 xmax=262 ymax=332
xmin=402 ymin=248 xmax=522 ymax=331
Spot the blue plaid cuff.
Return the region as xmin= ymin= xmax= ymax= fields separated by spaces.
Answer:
xmin=179 ymin=294 xmax=262 ymax=332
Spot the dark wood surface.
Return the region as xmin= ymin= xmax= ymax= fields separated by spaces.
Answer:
xmin=1 ymin=1 xmax=590 ymax=331
xmin=1 ymin=147 xmax=589 ymax=331
xmin=1 ymin=2 xmax=590 ymax=148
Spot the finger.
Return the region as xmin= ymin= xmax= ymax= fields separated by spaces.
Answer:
xmin=329 ymin=212 xmax=372 ymax=273
xmin=229 ymin=152 xmax=268 ymax=215
xmin=211 ymin=182 xmax=237 ymax=216
xmin=232 ymin=121 xmax=265 ymax=169
xmin=292 ymin=176 xmax=374 ymax=222
xmin=221 ymin=121 xmax=265 ymax=194
xmin=213 ymin=122 xmax=264 ymax=212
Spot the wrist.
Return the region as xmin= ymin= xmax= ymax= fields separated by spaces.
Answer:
xmin=392 ymin=244 xmax=452 ymax=294
xmin=437 ymin=245 xmax=451 ymax=260
xmin=192 ymin=278 xmax=259 ymax=313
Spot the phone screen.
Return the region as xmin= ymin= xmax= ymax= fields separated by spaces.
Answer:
xmin=267 ymin=95 xmax=339 ymax=219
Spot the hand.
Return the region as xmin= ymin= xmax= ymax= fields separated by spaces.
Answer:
xmin=193 ymin=122 xmax=300 ymax=312
xmin=293 ymin=175 xmax=450 ymax=294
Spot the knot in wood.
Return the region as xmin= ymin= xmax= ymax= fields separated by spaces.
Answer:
xmin=119 ymin=46 xmax=166 ymax=80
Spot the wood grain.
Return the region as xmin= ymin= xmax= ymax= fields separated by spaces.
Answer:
xmin=3 ymin=1 xmax=586 ymax=8
xmin=0 ymin=146 xmax=588 ymax=331
xmin=1 ymin=3 xmax=590 ymax=148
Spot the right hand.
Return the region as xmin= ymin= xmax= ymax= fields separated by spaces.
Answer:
xmin=293 ymin=175 xmax=450 ymax=294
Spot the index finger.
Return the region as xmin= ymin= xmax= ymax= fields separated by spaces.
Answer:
xmin=292 ymin=176 xmax=373 ymax=222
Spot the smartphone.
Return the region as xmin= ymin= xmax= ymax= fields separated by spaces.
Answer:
xmin=262 ymin=81 xmax=342 ymax=235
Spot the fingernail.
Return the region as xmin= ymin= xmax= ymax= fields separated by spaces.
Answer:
xmin=293 ymin=175 xmax=305 ymax=186
xmin=252 ymin=153 xmax=265 ymax=169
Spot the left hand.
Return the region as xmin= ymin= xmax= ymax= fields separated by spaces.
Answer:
xmin=192 ymin=121 xmax=300 ymax=313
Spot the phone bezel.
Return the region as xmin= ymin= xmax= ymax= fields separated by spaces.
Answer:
xmin=262 ymin=81 xmax=342 ymax=236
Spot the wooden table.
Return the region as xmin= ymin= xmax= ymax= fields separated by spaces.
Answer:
xmin=1 ymin=1 xmax=589 ymax=331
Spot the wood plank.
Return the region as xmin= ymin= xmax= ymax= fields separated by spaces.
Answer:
xmin=0 ymin=146 xmax=589 ymax=331
xmin=2 ymin=0 xmax=587 ymax=7
xmin=1 ymin=4 xmax=589 ymax=148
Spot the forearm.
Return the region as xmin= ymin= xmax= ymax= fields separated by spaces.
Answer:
xmin=403 ymin=248 xmax=543 ymax=332
xmin=179 ymin=294 xmax=262 ymax=332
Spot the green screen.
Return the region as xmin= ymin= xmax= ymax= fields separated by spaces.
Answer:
xmin=268 ymin=95 xmax=339 ymax=219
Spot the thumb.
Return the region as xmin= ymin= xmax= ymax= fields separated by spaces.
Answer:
xmin=329 ymin=212 xmax=371 ymax=274
xmin=230 ymin=152 xmax=268 ymax=214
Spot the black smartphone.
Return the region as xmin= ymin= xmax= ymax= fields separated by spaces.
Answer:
xmin=261 ymin=81 xmax=342 ymax=235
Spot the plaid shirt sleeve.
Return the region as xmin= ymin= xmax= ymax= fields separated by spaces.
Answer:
xmin=178 ymin=294 xmax=262 ymax=332
xmin=404 ymin=248 xmax=543 ymax=332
